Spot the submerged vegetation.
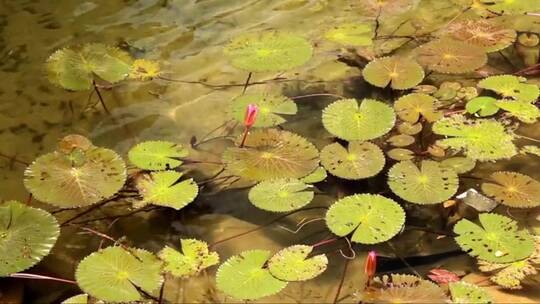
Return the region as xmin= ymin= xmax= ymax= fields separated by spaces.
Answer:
xmin=3 ymin=0 xmax=540 ymax=303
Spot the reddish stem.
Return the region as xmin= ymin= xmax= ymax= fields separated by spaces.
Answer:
xmin=239 ymin=127 xmax=250 ymax=148
xmin=311 ymin=237 xmax=339 ymax=248
xmin=10 ymin=273 xmax=77 ymax=285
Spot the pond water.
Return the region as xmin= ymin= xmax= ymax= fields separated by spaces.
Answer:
xmin=1 ymin=0 xmax=540 ymax=303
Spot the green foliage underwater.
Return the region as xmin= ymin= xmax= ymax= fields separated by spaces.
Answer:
xmin=2 ymin=0 xmax=540 ymax=303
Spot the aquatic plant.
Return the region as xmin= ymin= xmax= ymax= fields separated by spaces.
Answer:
xmin=320 ymin=141 xmax=385 ymax=180
xmin=364 ymin=274 xmax=448 ymax=303
xmin=229 ymin=93 xmax=296 ymax=128
xmin=439 ymin=19 xmax=517 ymax=52
xmin=159 ymin=239 xmax=220 ymax=278
xmin=415 ymin=38 xmax=488 ymax=74
xmin=128 ymin=140 xmax=188 ymax=170
xmin=449 ymin=281 xmax=493 ymax=303
xmin=362 ymin=56 xmax=425 ymax=90
xmin=324 ymin=23 xmax=373 ymax=46
xmin=481 ymin=171 xmax=540 ymax=208
xmin=248 ymin=178 xmax=314 ymax=212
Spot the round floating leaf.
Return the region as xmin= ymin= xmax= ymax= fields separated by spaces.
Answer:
xmin=440 ymin=157 xmax=476 ymax=174
xmin=75 ymin=246 xmax=163 ymax=302
xmin=81 ymin=43 xmax=132 ymax=84
xmin=362 ymin=56 xmax=424 ymax=90
xmin=128 ymin=141 xmax=188 ymax=170
xmin=158 ymin=239 xmax=219 ymax=278
xmin=46 ymin=48 xmax=93 ymax=91
xmin=365 ymin=274 xmax=448 ymax=303
xmin=394 ymin=93 xmax=442 ymax=123
xmin=387 ymin=134 xmax=415 ymax=147
xmin=495 ymin=100 xmax=540 ymax=124
xmin=388 ymin=160 xmax=459 ymax=204
xmin=478 ymin=75 xmax=540 ymax=103
xmin=397 ymin=121 xmax=422 ymax=135
xmin=230 ymin=93 xmax=297 ymax=128
xmin=248 ymin=178 xmax=314 ymax=212
xmin=415 ymin=38 xmax=487 ymax=74
xmin=324 ymin=23 xmax=373 ymax=46
xmin=136 ymin=171 xmax=198 ymax=210
xmin=300 ymin=166 xmax=327 ymax=184
xmin=466 ymin=96 xmax=500 ymax=117
xmin=268 ymin=245 xmax=328 ymax=282
xmin=216 ymin=250 xmax=287 ymax=300
xmin=454 ymin=213 xmax=534 ymax=263
xmin=441 ymin=19 xmax=516 ymax=52
xmin=62 ymin=294 xmax=88 ymax=304
xmin=0 ymin=201 xmax=60 ymax=276
xmin=129 ymin=59 xmax=160 ymax=80
xmin=432 ymin=115 xmax=517 ymax=161
xmin=481 ymin=171 xmax=540 ymax=208
xmin=24 ymin=147 xmax=127 ymax=208
xmin=224 ymin=31 xmax=313 ymax=72
xmin=481 ymin=1 xmax=540 ymax=15
xmin=449 ymin=281 xmax=493 ymax=303
xmin=320 ymin=141 xmax=385 ymax=180
xmin=222 ymin=129 xmax=319 ymax=181
xmin=322 ymin=98 xmax=395 ymax=141
xmin=387 ymin=148 xmax=415 ymax=161
xmin=325 ymin=194 xmax=405 ymax=244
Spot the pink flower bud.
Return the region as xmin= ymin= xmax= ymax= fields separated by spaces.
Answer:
xmin=244 ymin=104 xmax=258 ymax=128
xmin=364 ymin=251 xmax=377 ymax=279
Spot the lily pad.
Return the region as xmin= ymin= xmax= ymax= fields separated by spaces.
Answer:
xmin=75 ymin=246 xmax=163 ymax=302
xmin=216 ymin=250 xmax=287 ymax=300
xmin=394 ymin=93 xmax=442 ymax=123
xmin=415 ymin=38 xmax=487 ymax=74
xmin=388 ymin=160 xmax=459 ymax=204
xmin=248 ymin=178 xmax=314 ymax=212
xmin=158 ymin=239 xmax=219 ymax=278
xmin=440 ymin=157 xmax=476 ymax=174
xmin=387 ymin=134 xmax=415 ymax=147
xmin=449 ymin=281 xmax=492 ymax=303
xmin=478 ymin=75 xmax=539 ymax=103
xmin=466 ymin=97 xmax=500 ymax=117
xmin=62 ymin=294 xmax=88 ymax=304
xmin=300 ymin=166 xmax=327 ymax=184
xmin=387 ymin=148 xmax=415 ymax=161
xmin=224 ymin=31 xmax=313 ymax=72
xmin=481 ymin=171 xmax=540 ymax=208
xmin=320 ymin=141 xmax=385 ymax=180
xmin=230 ymin=93 xmax=297 ymax=128
xmin=128 ymin=141 xmax=188 ymax=170
xmin=322 ymin=98 xmax=395 ymax=141
xmin=454 ymin=213 xmax=534 ymax=263
xmin=129 ymin=59 xmax=160 ymax=80
xmin=324 ymin=23 xmax=373 ymax=46
xmin=136 ymin=171 xmax=198 ymax=210
xmin=325 ymin=194 xmax=405 ymax=244
xmin=222 ymin=129 xmax=319 ymax=181
xmin=268 ymin=245 xmax=328 ymax=281
xmin=0 ymin=201 xmax=60 ymax=276
xmin=365 ymin=274 xmax=448 ymax=303
xmin=432 ymin=115 xmax=517 ymax=161
xmin=441 ymin=19 xmax=516 ymax=52
xmin=397 ymin=122 xmax=423 ymax=135
xmin=362 ymin=56 xmax=424 ymax=90
xmin=24 ymin=146 xmax=126 ymax=208
xmin=495 ymin=100 xmax=540 ymax=124
xmin=481 ymin=1 xmax=540 ymax=15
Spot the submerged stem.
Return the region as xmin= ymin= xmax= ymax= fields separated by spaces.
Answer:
xmin=333 ymin=258 xmax=350 ymax=304
xmin=10 ymin=273 xmax=77 ymax=285
xmin=92 ymin=81 xmax=111 ymax=115
xmin=516 ymin=134 xmax=540 ymax=143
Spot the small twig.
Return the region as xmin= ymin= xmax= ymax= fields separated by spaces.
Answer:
xmin=333 ymin=259 xmax=350 ymax=304
xmin=0 ymin=152 xmax=29 ymax=166
xmin=93 ymin=80 xmax=111 ymax=115
xmin=278 ymin=217 xmax=325 ymax=234
xmin=158 ymin=276 xmax=166 ymax=304
xmin=516 ymin=134 xmax=540 ymax=143
xmin=242 ymin=72 xmax=253 ymax=94
xmin=60 ymin=198 xmax=116 ymax=226
xmin=10 ymin=273 xmax=77 ymax=285
xmin=311 ymin=237 xmax=339 ymax=248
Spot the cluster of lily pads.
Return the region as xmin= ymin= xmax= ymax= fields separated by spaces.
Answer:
xmin=2 ymin=0 xmax=540 ymax=303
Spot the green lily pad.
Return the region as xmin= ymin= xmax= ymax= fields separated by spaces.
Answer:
xmin=136 ymin=171 xmax=198 ymax=210
xmin=440 ymin=157 xmax=476 ymax=174
xmin=432 ymin=115 xmax=517 ymax=161
xmin=394 ymin=93 xmax=442 ymax=123
xmin=128 ymin=141 xmax=188 ymax=170
xmin=248 ymin=178 xmax=314 ymax=212
xmin=222 ymin=129 xmax=319 ymax=181
xmin=230 ymin=93 xmax=297 ymax=128
xmin=387 ymin=134 xmax=415 ymax=147
xmin=481 ymin=1 xmax=540 ymax=15
xmin=495 ymin=100 xmax=540 ymax=124
xmin=300 ymin=166 xmax=327 ymax=184
xmin=320 ymin=141 xmax=385 ymax=180
xmin=454 ymin=213 xmax=534 ymax=263
xmin=478 ymin=75 xmax=539 ymax=103
xmin=387 ymin=148 xmax=415 ymax=161
xmin=441 ymin=19 xmax=516 ymax=53
xmin=216 ymin=250 xmax=287 ymax=300
xmin=415 ymin=38 xmax=487 ymax=74
xmin=449 ymin=281 xmax=492 ymax=303
xmin=129 ymin=59 xmax=160 ymax=80
xmin=365 ymin=274 xmax=448 ymax=303
xmin=322 ymin=98 xmax=395 ymax=141
xmin=62 ymin=294 xmax=88 ymax=304
xmin=324 ymin=23 xmax=373 ymax=46
xmin=397 ymin=122 xmax=423 ymax=135
xmin=75 ymin=246 xmax=163 ymax=302
xmin=481 ymin=171 xmax=540 ymax=208
xmin=268 ymin=245 xmax=327 ymax=282
xmin=388 ymin=160 xmax=459 ymax=204
xmin=24 ymin=146 xmax=126 ymax=208
xmin=466 ymin=97 xmax=500 ymax=117
xmin=0 ymin=201 xmax=60 ymax=276
xmin=363 ymin=56 xmax=425 ymax=90
xmin=158 ymin=239 xmax=219 ymax=278
xmin=224 ymin=31 xmax=313 ymax=72
xmin=325 ymin=194 xmax=405 ymax=244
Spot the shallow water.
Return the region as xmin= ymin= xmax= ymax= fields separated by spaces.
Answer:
xmin=1 ymin=0 xmax=540 ymax=303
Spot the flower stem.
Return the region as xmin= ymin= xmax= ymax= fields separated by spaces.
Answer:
xmin=9 ymin=273 xmax=77 ymax=285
